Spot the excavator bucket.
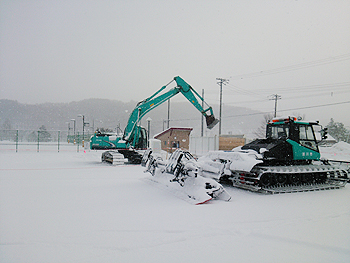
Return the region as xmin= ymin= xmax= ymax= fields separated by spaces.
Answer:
xmin=206 ymin=115 xmax=219 ymax=129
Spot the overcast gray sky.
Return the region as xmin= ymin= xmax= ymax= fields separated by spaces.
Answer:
xmin=1 ymin=0 xmax=349 ymax=126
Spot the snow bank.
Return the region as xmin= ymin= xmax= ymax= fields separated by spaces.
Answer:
xmin=320 ymin=141 xmax=350 ymax=162
xmin=330 ymin=141 xmax=350 ymax=152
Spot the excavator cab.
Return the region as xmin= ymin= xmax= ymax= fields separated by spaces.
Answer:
xmin=136 ymin=127 xmax=148 ymax=149
xmin=127 ymin=126 xmax=148 ymax=150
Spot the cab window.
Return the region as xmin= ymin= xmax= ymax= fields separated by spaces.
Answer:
xmin=267 ymin=124 xmax=289 ymax=139
xmin=299 ymin=125 xmax=317 ymax=151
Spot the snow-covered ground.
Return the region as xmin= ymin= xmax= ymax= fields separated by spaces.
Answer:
xmin=1 ymin=146 xmax=350 ymax=263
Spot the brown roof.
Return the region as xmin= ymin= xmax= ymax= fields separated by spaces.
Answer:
xmin=154 ymin=127 xmax=193 ymax=138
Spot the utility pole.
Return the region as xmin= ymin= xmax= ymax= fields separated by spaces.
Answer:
xmin=270 ymin=94 xmax=281 ymax=117
xmin=167 ymin=99 xmax=170 ymax=129
xmin=216 ymin=78 xmax=229 ymax=135
xmin=81 ymin=115 xmax=85 ymax=147
xmin=71 ymin=119 xmax=76 ymax=144
xmin=201 ymin=89 xmax=204 ymax=137
xmin=146 ymin=117 xmax=152 ymax=147
xmin=78 ymin=114 xmax=89 ymax=148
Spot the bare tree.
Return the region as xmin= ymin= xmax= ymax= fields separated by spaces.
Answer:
xmin=253 ymin=113 xmax=274 ymax=139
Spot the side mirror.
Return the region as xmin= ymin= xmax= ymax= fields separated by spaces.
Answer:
xmin=320 ymin=127 xmax=328 ymax=140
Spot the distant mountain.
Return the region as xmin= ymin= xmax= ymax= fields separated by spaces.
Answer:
xmin=0 ymin=99 xmax=265 ymax=139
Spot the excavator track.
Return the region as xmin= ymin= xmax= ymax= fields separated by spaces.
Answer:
xmin=101 ymin=151 xmax=127 ymax=165
xmin=101 ymin=149 xmax=145 ymax=165
xmin=228 ymin=164 xmax=348 ymax=194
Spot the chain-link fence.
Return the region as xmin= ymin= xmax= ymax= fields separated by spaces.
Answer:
xmin=0 ymin=129 xmax=94 ymax=152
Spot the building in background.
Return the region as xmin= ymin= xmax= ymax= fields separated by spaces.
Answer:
xmin=154 ymin=127 xmax=193 ymax=153
xmin=219 ymin=134 xmax=246 ymax=151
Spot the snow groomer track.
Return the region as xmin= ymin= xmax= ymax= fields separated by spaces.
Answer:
xmin=230 ymin=164 xmax=348 ymax=194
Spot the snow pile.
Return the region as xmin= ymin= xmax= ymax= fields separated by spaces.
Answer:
xmin=198 ymin=149 xmax=263 ymax=173
xmin=320 ymin=141 xmax=350 ymax=162
xmin=330 ymin=141 xmax=350 ymax=153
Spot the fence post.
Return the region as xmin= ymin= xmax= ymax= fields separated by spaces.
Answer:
xmin=77 ymin=132 xmax=79 ymax=152
xmin=16 ymin=130 xmax=19 ymax=152
xmin=58 ymin=131 xmax=60 ymax=152
xmin=37 ymin=131 xmax=40 ymax=152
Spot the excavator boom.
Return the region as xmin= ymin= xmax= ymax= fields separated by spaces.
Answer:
xmin=123 ymin=76 xmax=219 ymax=146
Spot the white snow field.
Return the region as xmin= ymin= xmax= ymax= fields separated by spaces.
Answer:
xmin=1 ymin=147 xmax=350 ymax=263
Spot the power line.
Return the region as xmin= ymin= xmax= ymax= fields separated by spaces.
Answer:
xmin=279 ymin=100 xmax=350 ymax=113
xmin=223 ymin=100 xmax=350 ymax=119
xmin=206 ymin=81 xmax=350 ymax=96
xmin=230 ymin=53 xmax=350 ymax=79
xmin=204 ymin=81 xmax=350 ymax=106
xmin=254 ymin=81 xmax=350 ymax=94
xmin=280 ymin=90 xmax=350 ymax=101
xmin=223 ymin=98 xmax=270 ymax=106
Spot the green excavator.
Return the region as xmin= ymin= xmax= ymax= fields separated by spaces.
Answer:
xmin=90 ymin=76 xmax=219 ymax=164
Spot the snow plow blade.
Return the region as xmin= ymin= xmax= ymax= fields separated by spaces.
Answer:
xmin=145 ymin=171 xmax=230 ymax=205
xmin=142 ymin=149 xmax=231 ymax=204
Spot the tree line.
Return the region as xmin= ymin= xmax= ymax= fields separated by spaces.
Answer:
xmin=326 ymin=118 xmax=349 ymax=143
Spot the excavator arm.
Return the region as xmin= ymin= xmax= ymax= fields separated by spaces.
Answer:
xmin=174 ymin=76 xmax=219 ymax=129
xmin=123 ymin=76 xmax=219 ymax=146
